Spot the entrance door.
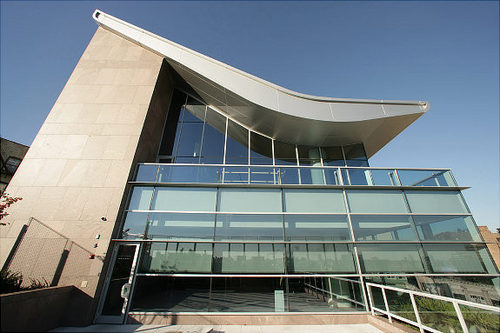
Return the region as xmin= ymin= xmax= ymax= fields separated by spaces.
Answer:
xmin=95 ymin=243 xmax=140 ymax=324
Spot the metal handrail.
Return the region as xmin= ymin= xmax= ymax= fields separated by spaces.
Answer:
xmin=365 ymin=282 xmax=500 ymax=333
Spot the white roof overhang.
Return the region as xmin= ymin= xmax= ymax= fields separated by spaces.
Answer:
xmin=93 ymin=10 xmax=429 ymax=157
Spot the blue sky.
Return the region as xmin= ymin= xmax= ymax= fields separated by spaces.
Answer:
xmin=1 ymin=1 xmax=499 ymax=231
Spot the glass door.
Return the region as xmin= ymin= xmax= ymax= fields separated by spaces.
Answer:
xmin=95 ymin=243 xmax=140 ymax=324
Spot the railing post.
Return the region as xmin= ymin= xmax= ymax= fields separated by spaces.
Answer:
xmin=453 ymin=301 xmax=469 ymax=333
xmin=366 ymin=284 xmax=375 ymax=316
xmin=409 ymin=293 xmax=424 ymax=333
xmin=381 ymin=287 xmax=392 ymax=323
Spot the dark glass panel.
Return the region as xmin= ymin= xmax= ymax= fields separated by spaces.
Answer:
xmin=250 ymin=132 xmax=273 ymax=165
xmin=321 ymin=146 xmax=344 ymax=166
xmin=225 ymin=120 xmax=248 ymax=164
xmin=297 ymin=146 xmax=321 ymax=166
xmin=287 ymin=244 xmax=356 ymax=273
xmin=139 ymin=242 xmax=212 ymax=273
xmin=414 ymin=215 xmax=481 ymax=241
xmin=158 ymin=89 xmax=185 ymax=156
xmin=146 ymin=212 xmax=215 ymax=240
xmin=213 ymin=243 xmax=285 ymax=273
xmin=209 ymin=277 xmax=285 ymax=312
xmin=357 ymin=244 xmax=426 ymax=273
xmin=130 ymin=276 xmax=210 ymax=312
xmin=274 ymin=141 xmax=297 ymax=165
xmin=351 ymin=215 xmax=417 ymax=241
xmin=200 ymin=107 xmax=225 ymax=164
xmin=215 ymin=214 xmax=283 ymax=241
xmin=183 ymin=97 xmax=205 ymax=123
xmin=284 ymin=214 xmax=350 ymax=241
xmin=343 ymin=143 xmax=369 ymax=167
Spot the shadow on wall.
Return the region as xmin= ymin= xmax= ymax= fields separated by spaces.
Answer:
xmin=1 ymin=285 xmax=94 ymax=332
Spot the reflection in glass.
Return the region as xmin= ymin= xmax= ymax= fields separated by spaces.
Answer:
xmin=215 ymin=214 xmax=283 ymax=240
xmin=135 ymin=164 xmax=158 ymax=182
xmin=414 ymin=215 xmax=481 ymax=241
xmin=225 ymin=120 xmax=248 ymax=164
xmin=219 ymin=188 xmax=282 ymax=212
xmin=346 ymin=190 xmax=408 ymax=214
xmin=250 ymin=132 xmax=273 ymax=165
xmin=424 ymin=244 xmax=498 ymax=274
xmin=158 ymin=165 xmax=220 ymax=183
xmin=405 ymin=191 xmax=468 ymax=214
xmin=415 ymin=296 xmax=463 ymax=332
xmin=287 ymin=244 xmax=356 ymax=273
xmin=351 ymin=215 xmax=417 ymax=241
xmin=152 ymin=187 xmax=217 ymax=211
xmin=284 ymin=215 xmax=350 ymax=240
xmin=213 ymin=243 xmax=284 ymax=273
xmin=284 ymin=189 xmax=346 ymax=213
xmin=357 ymin=244 xmax=426 ymax=273
xmin=398 ymin=169 xmax=456 ymax=187
xmin=344 ymin=169 xmax=398 ymax=186
xmin=459 ymin=304 xmax=500 ymax=333
xmin=139 ymin=242 xmax=212 ymax=273
xmin=147 ymin=213 xmax=215 ymax=240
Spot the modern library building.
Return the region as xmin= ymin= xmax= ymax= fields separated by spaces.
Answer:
xmin=1 ymin=10 xmax=498 ymax=328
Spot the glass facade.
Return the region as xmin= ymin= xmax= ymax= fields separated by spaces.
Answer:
xmin=103 ymin=91 xmax=500 ymax=316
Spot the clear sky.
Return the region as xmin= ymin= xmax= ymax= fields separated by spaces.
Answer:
xmin=1 ymin=1 xmax=499 ymax=231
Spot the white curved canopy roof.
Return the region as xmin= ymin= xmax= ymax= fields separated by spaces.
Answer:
xmin=93 ymin=10 xmax=428 ymax=157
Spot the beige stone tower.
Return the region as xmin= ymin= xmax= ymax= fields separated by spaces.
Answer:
xmin=1 ymin=26 xmax=173 ymax=323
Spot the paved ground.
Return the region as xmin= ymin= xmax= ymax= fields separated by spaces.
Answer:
xmin=52 ymin=324 xmax=384 ymax=333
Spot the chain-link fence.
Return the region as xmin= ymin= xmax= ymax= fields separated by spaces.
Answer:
xmin=3 ymin=217 xmax=95 ymax=288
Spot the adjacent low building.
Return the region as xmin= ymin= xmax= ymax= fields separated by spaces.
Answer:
xmin=0 ymin=138 xmax=29 ymax=192
xmin=1 ymin=10 xmax=498 ymax=326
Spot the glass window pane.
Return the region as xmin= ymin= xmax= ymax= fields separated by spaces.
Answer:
xmin=345 ymin=169 xmax=398 ymax=186
xmin=183 ymin=99 xmax=205 ymax=122
xmin=343 ymin=144 xmax=368 ymax=167
xmin=351 ymin=215 xmax=417 ymax=241
xmin=249 ymin=166 xmax=276 ymax=184
xmin=278 ymin=167 xmax=300 ymax=184
xmin=200 ymin=107 xmax=226 ymax=164
xmin=135 ymin=164 xmax=158 ymax=182
xmin=122 ymin=212 xmax=148 ymax=239
xmin=284 ymin=215 xmax=350 ymax=241
xmin=139 ymin=242 xmax=212 ymax=273
xmin=128 ymin=187 xmax=154 ymax=210
xmin=130 ymin=276 xmax=210 ymax=312
xmin=158 ymin=165 xmax=220 ymax=183
xmin=398 ymin=170 xmax=456 ymax=187
xmin=346 ymin=190 xmax=408 ymax=213
xmin=152 ymin=187 xmax=217 ymax=211
xmin=357 ymin=244 xmax=426 ymax=273
xmin=222 ymin=166 xmax=249 ymax=183
xmin=274 ymin=141 xmax=297 ymax=165
xmin=406 ymin=191 xmax=469 ymax=214
xmin=215 ymin=214 xmax=283 ymax=241
xmin=226 ymin=120 xmax=248 ymax=164
xmin=250 ymin=132 xmax=273 ymax=165
xmin=288 ymin=244 xmax=356 ymax=273
xmin=321 ymin=146 xmax=344 ymax=166
xmin=219 ymin=188 xmax=282 ymax=212
xmin=213 ymin=243 xmax=284 ymax=273
xmin=175 ymin=122 xmax=204 ymax=159
xmin=209 ymin=277 xmax=286 ymax=312
xmin=284 ymin=189 xmax=346 ymax=213
xmin=297 ymin=146 xmax=321 ymax=166
xmin=424 ymin=244 xmax=497 ymax=274
xmin=299 ymin=168 xmax=326 ymax=185
xmin=414 ymin=215 xmax=481 ymax=241
xmin=146 ymin=213 xmax=215 ymax=240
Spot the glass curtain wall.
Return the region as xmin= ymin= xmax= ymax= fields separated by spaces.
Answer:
xmin=159 ymin=91 xmax=369 ymax=168
xmin=120 ymin=185 xmax=500 ymax=313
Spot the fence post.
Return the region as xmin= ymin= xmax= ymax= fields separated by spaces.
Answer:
xmin=366 ymin=284 xmax=375 ymax=316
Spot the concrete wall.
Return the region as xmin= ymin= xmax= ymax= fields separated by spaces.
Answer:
xmin=1 ymin=286 xmax=74 ymax=332
xmin=0 ymin=26 xmax=168 ymax=309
